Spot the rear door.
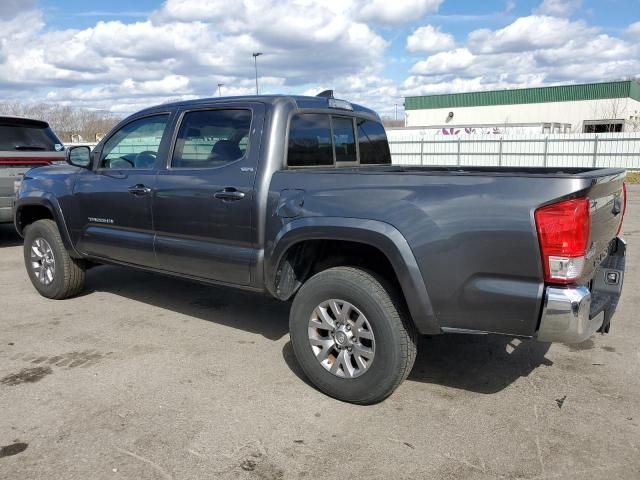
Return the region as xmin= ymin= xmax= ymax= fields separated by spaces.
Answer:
xmin=72 ymin=113 xmax=172 ymax=266
xmin=153 ymin=103 xmax=264 ymax=285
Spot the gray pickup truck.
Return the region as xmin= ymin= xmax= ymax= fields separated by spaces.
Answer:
xmin=14 ymin=93 xmax=627 ymax=403
xmin=1 ymin=117 xmax=64 ymax=223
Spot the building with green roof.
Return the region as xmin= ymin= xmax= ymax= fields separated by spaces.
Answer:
xmin=403 ymin=80 xmax=640 ymax=134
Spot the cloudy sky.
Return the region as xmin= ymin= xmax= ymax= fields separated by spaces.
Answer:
xmin=0 ymin=0 xmax=639 ymax=117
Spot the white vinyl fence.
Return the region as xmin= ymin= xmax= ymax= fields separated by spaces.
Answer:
xmin=387 ymin=132 xmax=640 ymax=169
xmin=69 ymin=132 xmax=640 ymax=170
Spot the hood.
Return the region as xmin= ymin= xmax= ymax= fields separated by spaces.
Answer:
xmin=22 ymin=163 xmax=83 ymax=179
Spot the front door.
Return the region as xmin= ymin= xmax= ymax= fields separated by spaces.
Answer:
xmin=72 ymin=113 xmax=172 ymax=266
xmin=153 ymin=105 xmax=264 ymax=285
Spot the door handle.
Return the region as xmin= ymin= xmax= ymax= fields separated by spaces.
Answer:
xmin=128 ymin=184 xmax=152 ymax=196
xmin=214 ymin=188 xmax=245 ymax=201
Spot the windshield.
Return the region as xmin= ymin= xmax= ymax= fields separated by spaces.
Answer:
xmin=0 ymin=124 xmax=63 ymax=152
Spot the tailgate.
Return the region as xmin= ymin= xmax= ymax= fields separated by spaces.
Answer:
xmin=0 ymin=151 xmax=63 ymax=197
xmin=582 ymin=171 xmax=626 ymax=281
xmin=0 ymin=166 xmax=30 ymax=199
xmin=535 ymin=170 xmax=626 ymax=342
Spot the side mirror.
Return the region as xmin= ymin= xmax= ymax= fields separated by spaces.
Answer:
xmin=65 ymin=145 xmax=91 ymax=168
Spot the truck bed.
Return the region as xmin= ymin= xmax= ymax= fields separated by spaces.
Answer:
xmin=298 ymin=165 xmax=625 ymax=178
xmin=270 ymin=166 xmax=626 ymax=336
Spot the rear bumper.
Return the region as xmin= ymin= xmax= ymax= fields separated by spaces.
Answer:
xmin=537 ymin=286 xmax=601 ymax=343
xmin=537 ymin=237 xmax=626 ymax=344
xmin=0 ymin=196 xmax=14 ymax=223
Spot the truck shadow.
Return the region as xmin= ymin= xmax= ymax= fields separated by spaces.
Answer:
xmin=84 ymin=266 xmax=290 ymax=341
xmin=0 ymin=224 xmax=22 ymax=247
xmin=282 ymin=334 xmax=552 ymax=395
xmin=406 ymin=334 xmax=552 ymax=394
xmin=83 ymin=265 xmax=552 ymax=394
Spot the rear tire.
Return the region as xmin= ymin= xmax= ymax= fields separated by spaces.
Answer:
xmin=23 ymin=219 xmax=85 ymax=299
xmin=289 ymin=266 xmax=417 ymax=404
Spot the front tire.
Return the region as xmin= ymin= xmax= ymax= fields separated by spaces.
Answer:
xmin=23 ymin=219 xmax=86 ymax=299
xmin=289 ymin=267 xmax=417 ymax=404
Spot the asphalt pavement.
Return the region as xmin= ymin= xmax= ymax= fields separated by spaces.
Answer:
xmin=1 ymin=187 xmax=639 ymax=479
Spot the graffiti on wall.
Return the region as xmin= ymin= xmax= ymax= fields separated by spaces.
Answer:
xmin=439 ymin=127 xmax=503 ymax=135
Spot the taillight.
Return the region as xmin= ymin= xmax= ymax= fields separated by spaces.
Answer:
xmin=535 ymin=198 xmax=590 ymax=284
xmin=616 ymin=182 xmax=627 ymax=236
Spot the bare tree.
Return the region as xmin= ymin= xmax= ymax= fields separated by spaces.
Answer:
xmin=627 ymin=115 xmax=640 ymax=132
xmin=0 ymin=102 xmax=121 ymax=142
xmin=382 ymin=118 xmax=405 ymax=128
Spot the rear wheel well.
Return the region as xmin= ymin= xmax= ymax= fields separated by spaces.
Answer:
xmin=274 ymin=239 xmax=403 ymax=304
xmin=16 ymin=205 xmax=54 ymax=234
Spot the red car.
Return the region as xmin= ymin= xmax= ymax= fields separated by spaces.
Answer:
xmin=0 ymin=116 xmax=65 ymax=223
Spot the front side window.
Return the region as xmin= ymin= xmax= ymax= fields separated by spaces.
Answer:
xmin=357 ymin=119 xmax=391 ymax=165
xmin=288 ymin=114 xmax=333 ymax=167
xmin=99 ymin=114 xmax=169 ymax=169
xmin=172 ymin=109 xmax=252 ymax=168
xmin=332 ymin=116 xmax=356 ymax=163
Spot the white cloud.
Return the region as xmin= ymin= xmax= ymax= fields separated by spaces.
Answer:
xmin=405 ymin=14 xmax=640 ymax=97
xmin=410 ymin=48 xmax=475 ymax=75
xmin=356 ymin=0 xmax=443 ymax=25
xmin=0 ymin=0 xmax=36 ymax=19
xmin=0 ymin=0 xmax=393 ymax=113
xmin=468 ymin=16 xmax=595 ymax=54
xmin=406 ymin=25 xmax=455 ymax=54
xmin=626 ymin=21 xmax=640 ymax=38
xmin=533 ymin=0 xmax=582 ymax=17
xmin=0 ymin=0 xmax=638 ymax=120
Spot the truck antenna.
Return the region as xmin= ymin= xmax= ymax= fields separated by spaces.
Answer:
xmin=316 ymin=90 xmax=334 ymax=99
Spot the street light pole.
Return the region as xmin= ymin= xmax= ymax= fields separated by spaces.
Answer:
xmin=217 ymin=83 xmax=224 ymax=97
xmin=252 ymin=52 xmax=262 ymax=95
xmin=395 ymin=103 xmax=398 ymax=121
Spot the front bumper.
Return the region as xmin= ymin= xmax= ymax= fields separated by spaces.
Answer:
xmin=537 ymin=237 xmax=626 ymax=344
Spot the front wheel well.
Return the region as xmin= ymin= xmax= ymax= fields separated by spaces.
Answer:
xmin=274 ymin=239 xmax=403 ymax=303
xmin=16 ymin=205 xmax=55 ymax=235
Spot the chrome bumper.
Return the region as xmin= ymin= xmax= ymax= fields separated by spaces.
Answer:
xmin=538 ymin=237 xmax=626 ymax=344
xmin=537 ymin=287 xmax=603 ymax=343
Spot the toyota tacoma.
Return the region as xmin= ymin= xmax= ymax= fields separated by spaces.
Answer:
xmin=14 ymin=93 xmax=627 ymax=403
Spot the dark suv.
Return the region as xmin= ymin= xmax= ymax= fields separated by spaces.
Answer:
xmin=0 ymin=117 xmax=64 ymax=223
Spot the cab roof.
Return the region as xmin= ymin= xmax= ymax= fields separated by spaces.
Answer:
xmin=142 ymin=95 xmax=379 ymax=118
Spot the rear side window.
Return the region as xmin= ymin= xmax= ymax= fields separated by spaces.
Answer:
xmin=357 ymin=119 xmax=391 ymax=165
xmin=332 ymin=116 xmax=356 ymax=163
xmin=172 ymin=109 xmax=252 ymax=168
xmin=0 ymin=124 xmax=62 ymax=152
xmin=287 ymin=114 xmax=333 ymax=167
xmin=287 ymin=114 xmax=391 ymax=167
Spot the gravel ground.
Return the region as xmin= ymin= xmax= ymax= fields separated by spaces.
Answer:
xmin=1 ymin=187 xmax=639 ymax=480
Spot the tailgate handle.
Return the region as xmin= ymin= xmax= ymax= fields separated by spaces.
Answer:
xmin=612 ymin=195 xmax=622 ymax=215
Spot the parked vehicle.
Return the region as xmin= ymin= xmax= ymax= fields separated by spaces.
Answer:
xmin=1 ymin=117 xmax=64 ymax=223
xmin=14 ymin=94 xmax=627 ymax=403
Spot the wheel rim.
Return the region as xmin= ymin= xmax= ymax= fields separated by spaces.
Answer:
xmin=308 ymin=299 xmax=376 ymax=378
xmin=30 ymin=237 xmax=56 ymax=286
